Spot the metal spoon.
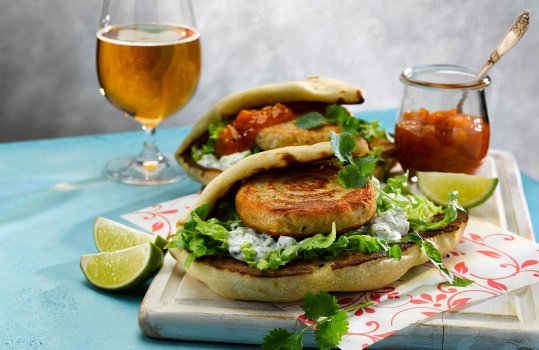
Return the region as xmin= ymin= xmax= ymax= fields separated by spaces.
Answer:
xmin=457 ymin=9 xmax=530 ymax=112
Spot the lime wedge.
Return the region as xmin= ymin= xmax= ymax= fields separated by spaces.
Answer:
xmin=417 ymin=171 xmax=498 ymax=209
xmin=93 ymin=217 xmax=163 ymax=252
xmin=80 ymin=243 xmax=163 ymax=291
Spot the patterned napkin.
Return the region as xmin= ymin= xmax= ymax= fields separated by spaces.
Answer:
xmin=122 ymin=194 xmax=539 ymax=349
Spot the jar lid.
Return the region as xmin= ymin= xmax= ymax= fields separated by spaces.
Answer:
xmin=400 ymin=64 xmax=490 ymax=90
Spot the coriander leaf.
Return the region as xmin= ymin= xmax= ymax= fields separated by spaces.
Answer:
xmin=261 ymin=327 xmax=303 ymax=350
xmin=449 ymin=275 xmax=476 ymax=287
xmin=337 ymin=154 xmax=377 ymax=189
xmin=355 ymin=119 xmax=387 ymax=141
xmin=404 ymin=232 xmax=474 ymax=287
xmin=314 ymin=311 xmax=349 ymax=350
xmin=338 ymin=164 xmax=369 ymax=188
xmin=295 ymin=112 xmax=327 ymax=129
xmin=423 ymin=240 xmax=442 ymax=262
xmin=326 ymin=105 xmax=358 ymax=133
xmin=325 ymin=104 xmax=351 ymax=123
xmin=302 ymin=291 xmax=339 ymax=320
xmin=353 ymin=155 xmax=378 ymax=177
xmin=422 ymin=240 xmax=473 ymax=287
xmin=329 ymin=131 xmax=355 ymax=164
xmin=329 ymin=131 xmax=377 ymax=189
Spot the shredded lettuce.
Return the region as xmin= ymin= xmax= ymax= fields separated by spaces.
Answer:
xmin=190 ymin=121 xmax=228 ymax=161
xmin=373 ymin=173 xmax=444 ymax=222
xmin=168 ymin=212 xmax=404 ymax=271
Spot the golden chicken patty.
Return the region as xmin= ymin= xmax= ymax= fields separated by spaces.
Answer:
xmin=256 ymin=121 xmax=396 ymax=180
xmin=255 ymin=121 xmax=341 ymax=151
xmin=235 ymin=164 xmax=377 ymax=238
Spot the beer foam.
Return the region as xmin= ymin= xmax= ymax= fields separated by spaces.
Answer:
xmin=97 ymin=24 xmax=199 ymax=46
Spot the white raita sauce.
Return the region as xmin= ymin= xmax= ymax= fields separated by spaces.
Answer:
xmin=197 ymin=150 xmax=250 ymax=171
xmin=368 ymin=208 xmax=409 ymax=241
xmin=227 ymin=226 xmax=297 ymax=262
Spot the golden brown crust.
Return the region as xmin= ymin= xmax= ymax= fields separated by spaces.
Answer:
xmin=176 ymin=140 xmax=370 ymax=227
xmin=255 ymin=121 xmax=341 ymax=151
xmin=235 ymin=165 xmax=377 ymax=237
xmin=170 ymin=212 xmax=468 ymax=302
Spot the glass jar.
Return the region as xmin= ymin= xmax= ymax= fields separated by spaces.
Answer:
xmin=395 ymin=64 xmax=490 ymax=175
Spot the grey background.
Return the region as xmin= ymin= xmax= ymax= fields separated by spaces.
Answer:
xmin=2 ymin=0 xmax=538 ymax=179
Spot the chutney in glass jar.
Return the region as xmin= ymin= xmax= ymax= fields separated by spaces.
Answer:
xmin=395 ymin=65 xmax=490 ymax=174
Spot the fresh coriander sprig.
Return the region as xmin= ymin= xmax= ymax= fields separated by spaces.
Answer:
xmin=261 ymin=291 xmax=375 ymax=350
xmin=403 ymin=232 xmax=474 ymax=287
xmin=329 ymin=131 xmax=378 ymax=188
xmin=328 ymin=131 xmax=473 ymax=288
xmin=295 ymin=105 xmax=387 ymax=142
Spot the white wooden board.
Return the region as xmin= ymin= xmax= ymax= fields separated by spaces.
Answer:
xmin=138 ymin=150 xmax=538 ymax=349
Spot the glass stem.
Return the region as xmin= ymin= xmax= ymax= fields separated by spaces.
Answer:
xmin=136 ymin=125 xmax=165 ymax=169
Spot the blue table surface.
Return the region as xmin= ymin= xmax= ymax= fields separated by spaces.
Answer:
xmin=1 ymin=109 xmax=538 ymax=349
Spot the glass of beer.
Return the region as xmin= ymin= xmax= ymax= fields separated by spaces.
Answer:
xmin=96 ymin=0 xmax=201 ymax=184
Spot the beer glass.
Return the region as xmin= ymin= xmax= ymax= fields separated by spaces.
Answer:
xmin=97 ymin=0 xmax=201 ymax=184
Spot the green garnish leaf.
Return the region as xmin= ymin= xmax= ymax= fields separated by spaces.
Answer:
xmin=261 ymin=328 xmax=303 ymax=350
xmin=405 ymin=232 xmax=474 ymax=287
xmin=325 ymin=104 xmax=352 ymax=126
xmin=329 ymin=131 xmax=377 ymax=189
xmin=338 ymin=164 xmax=370 ymax=188
xmin=302 ymin=291 xmax=339 ymax=320
xmin=295 ymin=112 xmax=327 ymax=129
xmin=408 ymin=191 xmax=462 ymax=232
xmin=329 ymin=131 xmax=355 ymax=164
xmin=314 ymin=311 xmax=349 ymax=350
xmin=337 ymin=155 xmax=377 ymax=189
xmin=353 ymin=156 xmax=378 ymax=177
xmin=262 ymin=291 xmax=360 ymax=350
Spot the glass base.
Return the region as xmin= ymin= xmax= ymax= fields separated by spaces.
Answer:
xmin=105 ymin=154 xmax=183 ymax=185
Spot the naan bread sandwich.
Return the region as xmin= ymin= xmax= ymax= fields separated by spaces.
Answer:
xmin=176 ymin=76 xmax=395 ymax=185
xmin=167 ymin=133 xmax=469 ymax=302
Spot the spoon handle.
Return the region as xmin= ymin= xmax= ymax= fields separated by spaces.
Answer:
xmin=476 ymin=9 xmax=530 ymax=80
xmin=457 ymin=10 xmax=530 ymax=113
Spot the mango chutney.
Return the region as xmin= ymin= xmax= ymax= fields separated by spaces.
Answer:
xmin=395 ymin=108 xmax=489 ymax=174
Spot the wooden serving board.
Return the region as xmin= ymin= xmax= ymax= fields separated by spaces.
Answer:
xmin=138 ymin=150 xmax=538 ymax=349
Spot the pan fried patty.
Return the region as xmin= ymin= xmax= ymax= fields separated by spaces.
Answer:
xmin=235 ymin=164 xmax=377 ymax=237
xmin=255 ymin=121 xmax=341 ymax=151
xmin=256 ymin=121 xmax=396 ymax=180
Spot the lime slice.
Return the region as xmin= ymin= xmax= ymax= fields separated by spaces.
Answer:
xmin=80 ymin=243 xmax=163 ymax=291
xmin=417 ymin=171 xmax=498 ymax=209
xmin=93 ymin=217 xmax=164 ymax=252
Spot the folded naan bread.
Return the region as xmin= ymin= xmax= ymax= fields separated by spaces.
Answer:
xmin=176 ymin=76 xmax=396 ymax=185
